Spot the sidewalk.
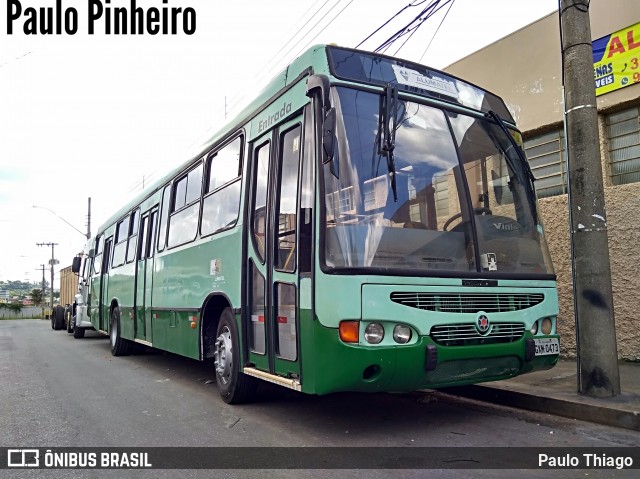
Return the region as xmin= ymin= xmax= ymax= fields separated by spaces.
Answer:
xmin=442 ymin=360 xmax=640 ymax=432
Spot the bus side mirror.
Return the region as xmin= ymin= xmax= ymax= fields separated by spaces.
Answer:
xmin=71 ymin=256 xmax=82 ymax=273
xmin=323 ymin=108 xmax=339 ymax=178
xmin=322 ymin=108 xmax=336 ymax=163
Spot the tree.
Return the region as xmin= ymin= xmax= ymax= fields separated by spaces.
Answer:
xmin=30 ymin=288 xmax=44 ymax=307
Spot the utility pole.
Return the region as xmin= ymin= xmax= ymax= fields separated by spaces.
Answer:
xmin=559 ymin=0 xmax=620 ymax=397
xmin=86 ymin=197 xmax=92 ymax=239
xmin=37 ymin=242 xmax=58 ymax=311
xmin=38 ymin=264 xmax=46 ymax=319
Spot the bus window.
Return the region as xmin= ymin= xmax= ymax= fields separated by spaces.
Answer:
xmin=252 ymin=142 xmax=271 ymax=262
xmin=126 ymin=209 xmax=140 ymax=263
xmin=157 ymin=185 xmax=170 ymax=252
xmin=168 ymin=162 xmax=203 ymax=248
xmin=275 ymin=125 xmax=301 ymax=272
xmin=92 ymin=235 xmax=103 ymax=275
xmin=249 ymin=261 xmax=266 ymax=354
xmin=276 ymin=282 xmax=297 ymax=361
xmin=208 ymin=137 xmax=242 ymax=191
xmin=201 ymin=136 xmax=243 ymax=236
xmin=137 ymin=215 xmax=149 ymax=260
xmin=148 ymin=211 xmax=158 ymax=258
xmin=112 ymin=215 xmax=130 ymax=268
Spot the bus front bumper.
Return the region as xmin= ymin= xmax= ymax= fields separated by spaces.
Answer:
xmin=304 ymin=323 xmax=559 ymax=395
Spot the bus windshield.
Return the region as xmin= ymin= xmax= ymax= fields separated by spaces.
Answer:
xmin=323 ymin=87 xmax=554 ymax=276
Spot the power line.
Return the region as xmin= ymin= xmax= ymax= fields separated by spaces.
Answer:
xmin=355 ymin=0 xmax=430 ymax=49
xmin=373 ymin=0 xmax=440 ymax=53
xmin=288 ymin=0 xmax=356 ymax=65
xmin=419 ymin=0 xmax=456 ymax=62
xmin=248 ymin=1 xmax=331 ymax=83
xmin=225 ymin=0 xmax=343 ymax=114
xmin=391 ymin=0 xmax=454 ymax=57
xmin=127 ymin=171 xmax=158 ymax=193
xmin=224 ymin=1 xmax=331 ymax=112
xmin=375 ymin=0 xmax=450 ymax=54
xmin=226 ymin=0 xmax=349 ymax=115
xmin=390 ymin=15 xmax=427 ymax=56
xmin=225 ymin=0 xmax=355 ymax=118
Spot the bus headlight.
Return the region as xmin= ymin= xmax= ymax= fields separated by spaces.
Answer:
xmin=393 ymin=324 xmax=412 ymax=344
xmin=364 ymin=323 xmax=384 ymax=344
xmin=530 ymin=321 xmax=538 ymax=335
xmin=541 ymin=317 xmax=553 ymax=335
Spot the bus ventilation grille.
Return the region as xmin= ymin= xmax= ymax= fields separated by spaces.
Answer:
xmin=390 ymin=292 xmax=544 ymax=313
xmin=430 ymin=323 xmax=525 ymax=346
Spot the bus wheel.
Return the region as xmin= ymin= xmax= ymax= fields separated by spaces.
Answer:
xmin=110 ymin=307 xmax=133 ymax=356
xmin=67 ymin=314 xmax=73 ymax=334
xmin=214 ymin=308 xmax=256 ymax=404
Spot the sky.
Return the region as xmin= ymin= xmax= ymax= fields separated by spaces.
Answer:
xmin=0 ymin=0 xmax=559 ymax=288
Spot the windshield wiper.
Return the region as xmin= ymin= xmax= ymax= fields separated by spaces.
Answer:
xmin=380 ymin=84 xmax=399 ymax=202
xmin=486 ymin=110 xmax=538 ymax=223
xmin=486 ymin=110 xmax=536 ymax=184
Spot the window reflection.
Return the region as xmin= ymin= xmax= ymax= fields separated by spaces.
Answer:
xmin=201 ymin=181 xmax=241 ymax=236
xmin=323 ymin=87 xmax=554 ymax=276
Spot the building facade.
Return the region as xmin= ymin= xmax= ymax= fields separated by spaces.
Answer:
xmin=445 ymin=0 xmax=640 ymax=360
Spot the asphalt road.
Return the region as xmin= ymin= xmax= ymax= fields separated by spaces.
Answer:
xmin=1 ymin=319 xmax=637 ymax=479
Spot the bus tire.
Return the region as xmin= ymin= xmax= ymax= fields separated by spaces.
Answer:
xmin=67 ymin=314 xmax=73 ymax=333
xmin=214 ymin=308 xmax=256 ymax=404
xmin=110 ymin=307 xmax=133 ymax=356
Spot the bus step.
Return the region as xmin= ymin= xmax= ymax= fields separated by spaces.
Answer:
xmin=243 ymin=367 xmax=302 ymax=392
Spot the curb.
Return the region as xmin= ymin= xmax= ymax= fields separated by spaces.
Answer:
xmin=441 ymin=385 xmax=640 ymax=432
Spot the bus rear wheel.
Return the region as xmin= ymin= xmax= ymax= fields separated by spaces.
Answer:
xmin=110 ymin=307 xmax=133 ymax=356
xmin=214 ymin=308 xmax=256 ymax=404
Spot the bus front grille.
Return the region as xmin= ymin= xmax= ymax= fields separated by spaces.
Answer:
xmin=390 ymin=292 xmax=544 ymax=313
xmin=430 ymin=322 xmax=525 ymax=346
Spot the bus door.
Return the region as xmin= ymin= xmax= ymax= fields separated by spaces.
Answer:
xmin=246 ymin=115 xmax=305 ymax=381
xmin=100 ymin=237 xmax=113 ymax=332
xmin=89 ymin=235 xmax=103 ymax=330
xmin=134 ymin=208 xmax=158 ymax=343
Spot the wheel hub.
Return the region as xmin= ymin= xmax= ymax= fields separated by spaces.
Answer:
xmin=110 ymin=320 xmax=117 ymax=346
xmin=214 ymin=327 xmax=232 ymax=384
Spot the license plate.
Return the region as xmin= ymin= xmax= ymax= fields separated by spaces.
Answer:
xmin=534 ymin=338 xmax=559 ymax=356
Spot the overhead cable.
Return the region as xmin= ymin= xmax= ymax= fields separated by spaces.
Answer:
xmin=224 ymin=0 xmax=332 ymax=113
xmin=355 ymin=0 xmax=430 ymax=49
xmin=375 ymin=0 xmax=454 ymax=54
xmin=418 ymin=0 xmax=456 ymax=62
xmin=226 ymin=0 xmax=355 ymax=117
xmin=226 ymin=0 xmax=348 ymax=115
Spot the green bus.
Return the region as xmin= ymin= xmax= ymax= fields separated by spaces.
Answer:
xmin=85 ymin=45 xmax=560 ymax=404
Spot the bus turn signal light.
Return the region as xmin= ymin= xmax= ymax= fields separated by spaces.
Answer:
xmin=339 ymin=321 xmax=359 ymax=343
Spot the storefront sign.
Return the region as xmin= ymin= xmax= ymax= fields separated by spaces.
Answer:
xmin=592 ymin=22 xmax=640 ymax=96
